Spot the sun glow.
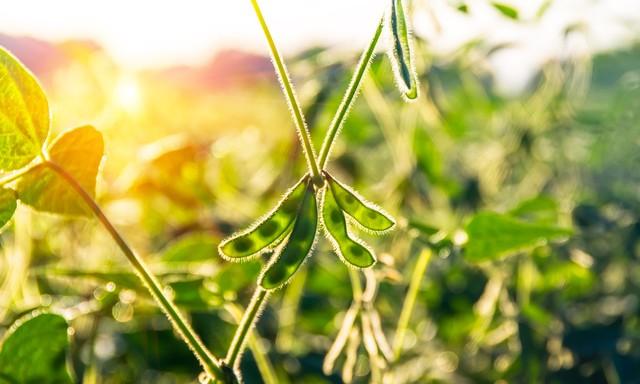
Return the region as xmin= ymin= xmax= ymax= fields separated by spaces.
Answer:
xmin=114 ymin=76 xmax=141 ymax=113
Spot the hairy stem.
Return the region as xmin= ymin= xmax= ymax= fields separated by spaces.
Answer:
xmin=393 ymin=248 xmax=432 ymax=359
xmin=318 ymin=17 xmax=384 ymax=170
xmin=276 ymin=266 xmax=308 ymax=351
xmin=348 ymin=268 xmax=363 ymax=302
xmin=225 ymin=287 xmax=269 ymax=369
xmin=225 ymin=303 xmax=279 ymax=384
xmin=250 ymin=0 xmax=322 ymax=185
xmin=44 ymin=160 xmax=225 ymax=382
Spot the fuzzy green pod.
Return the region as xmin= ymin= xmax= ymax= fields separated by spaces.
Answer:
xmin=219 ymin=175 xmax=308 ymax=260
xmin=260 ymin=180 xmax=318 ymax=290
xmin=326 ymin=175 xmax=395 ymax=233
xmin=388 ymin=0 xmax=419 ymax=100
xmin=322 ymin=186 xmax=375 ymax=268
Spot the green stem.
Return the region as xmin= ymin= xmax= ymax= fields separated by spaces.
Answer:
xmin=276 ymin=266 xmax=308 ymax=351
xmin=225 ymin=287 xmax=269 ymax=370
xmin=318 ymin=17 xmax=384 ymax=170
xmin=225 ymin=304 xmax=279 ymax=384
xmin=348 ymin=268 xmax=363 ymax=302
xmin=393 ymin=248 xmax=431 ymax=359
xmin=44 ymin=160 xmax=225 ymax=382
xmin=250 ymin=0 xmax=322 ymax=185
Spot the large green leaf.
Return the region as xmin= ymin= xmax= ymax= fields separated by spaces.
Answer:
xmin=465 ymin=212 xmax=572 ymax=262
xmin=0 ymin=188 xmax=17 ymax=231
xmin=0 ymin=313 xmax=73 ymax=383
xmin=17 ymin=125 xmax=104 ymax=215
xmin=0 ymin=47 xmax=49 ymax=171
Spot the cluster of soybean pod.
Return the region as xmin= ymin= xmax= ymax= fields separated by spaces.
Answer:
xmin=0 ymin=0 xmax=420 ymax=382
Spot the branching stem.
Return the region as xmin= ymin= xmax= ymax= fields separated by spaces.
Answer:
xmin=250 ymin=0 xmax=322 ymax=185
xmin=44 ymin=160 xmax=225 ymax=382
xmin=318 ymin=18 xmax=384 ymax=169
xmin=225 ymin=287 xmax=269 ymax=369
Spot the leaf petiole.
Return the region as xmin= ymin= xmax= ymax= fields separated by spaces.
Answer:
xmin=43 ymin=160 xmax=227 ymax=382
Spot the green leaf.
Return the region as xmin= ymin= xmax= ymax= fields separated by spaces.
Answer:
xmin=0 ymin=47 xmax=49 ymax=171
xmin=465 ymin=212 xmax=572 ymax=262
xmin=0 ymin=188 xmax=17 ymax=231
xmin=162 ymin=233 xmax=219 ymax=263
xmin=509 ymin=196 xmax=559 ymax=224
xmin=260 ymin=180 xmax=318 ymax=290
xmin=327 ymin=175 xmax=395 ymax=233
xmin=491 ymin=2 xmax=519 ymax=19
xmin=387 ymin=0 xmax=419 ymax=100
xmin=16 ymin=125 xmax=104 ymax=216
xmin=0 ymin=312 xmax=73 ymax=383
xmin=219 ymin=175 xmax=308 ymax=260
xmin=168 ymin=278 xmax=224 ymax=310
xmin=322 ymin=187 xmax=375 ymax=268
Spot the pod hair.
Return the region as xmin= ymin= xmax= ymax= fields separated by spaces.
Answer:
xmin=386 ymin=0 xmax=420 ymax=101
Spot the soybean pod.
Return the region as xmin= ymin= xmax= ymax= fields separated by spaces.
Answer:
xmin=322 ymin=186 xmax=376 ymax=268
xmin=219 ymin=175 xmax=308 ymax=260
xmin=260 ymin=179 xmax=319 ymax=290
xmin=387 ymin=0 xmax=419 ymax=100
xmin=326 ymin=173 xmax=395 ymax=233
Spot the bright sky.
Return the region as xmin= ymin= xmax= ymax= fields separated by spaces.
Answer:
xmin=0 ymin=0 xmax=386 ymax=68
xmin=1 ymin=0 xmax=639 ymax=93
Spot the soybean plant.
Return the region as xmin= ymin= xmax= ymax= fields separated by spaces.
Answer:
xmin=220 ymin=0 xmax=419 ymax=381
xmin=0 ymin=0 xmax=419 ymax=382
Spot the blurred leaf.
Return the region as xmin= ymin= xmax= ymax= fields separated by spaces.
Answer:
xmin=457 ymin=3 xmax=469 ymax=13
xmin=520 ymin=303 xmax=553 ymax=327
xmin=0 ymin=188 xmax=17 ymax=231
xmin=45 ymin=269 xmax=148 ymax=292
xmin=0 ymin=47 xmax=49 ymax=171
xmin=213 ymin=261 xmax=262 ymax=294
xmin=168 ymin=278 xmax=223 ymax=310
xmin=162 ymin=233 xmax=219 ymax=263
xmin=17 ymin=126 xmax=104 ymax=215
xmin=125 ymin=135 xmax=211 ymax=207
xmin=408 ymin=220 xmax=439 ymax=237
xmin=0 ymin=312 xmax=72 ymax=383
xmin=413 ymin=126 xmax=443 ymax=183
xmin=465 ymin=212 xmax=571 ymax=262
xmin=491 ymin=2 xmax=519 ymax=19
xmin=509 ymin=196 xmax=559 ymax=224
xmin=535 ymin=0 xmax=553 ymax=19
